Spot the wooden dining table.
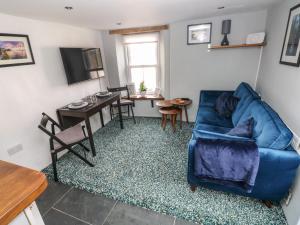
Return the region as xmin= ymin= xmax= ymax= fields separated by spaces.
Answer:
xmin=57 ymin=92 xmax=124 ymax=157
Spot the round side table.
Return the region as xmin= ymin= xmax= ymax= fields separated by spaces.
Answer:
xmin=170 ymin=98 xmax=192 ymax=123
xmin=159 ymin=107 xmax=182 ymax=132
xmin=156 ymin=100 xmax=173 ymax=108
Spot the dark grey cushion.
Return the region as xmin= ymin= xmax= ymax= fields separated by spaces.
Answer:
xmin=112 ymin=99 xmax=133 ymax=106
xmin=54 ymin=124 xmax=86 ymax=150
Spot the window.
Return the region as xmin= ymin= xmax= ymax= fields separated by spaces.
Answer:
xmin=124 ymin=33 xmax=159 ymax=93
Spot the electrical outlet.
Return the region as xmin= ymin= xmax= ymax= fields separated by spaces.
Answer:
xmin=7 ymin=144 xmax=23 ymax=156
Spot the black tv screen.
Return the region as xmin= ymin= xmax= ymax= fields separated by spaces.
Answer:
xmin=60 ymin=48 xmax=104 ymax=85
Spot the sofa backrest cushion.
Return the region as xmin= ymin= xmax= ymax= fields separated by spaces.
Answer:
xmin=238 ymin=100 xmax=292 ymax=150
xmin=232 ymin=82 xmax=260 ymax=126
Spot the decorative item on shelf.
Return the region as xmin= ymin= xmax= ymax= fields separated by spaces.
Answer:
xmin=208 ymin=43 xmax=266 ymax=50
xmin=187 ymin=23 xmax=212 ymax=45
xmin=246 ymin=32 xmax=266 ymax=45
xmin=0 ymin=33 xmax=35 ymax=67
xmin=139 ymin=81 xmax=147 ymax=97
xmin=280 ymin=4 xmax=300 ymax=67
xmin=221 ymin=20 xmax=231 ymax=46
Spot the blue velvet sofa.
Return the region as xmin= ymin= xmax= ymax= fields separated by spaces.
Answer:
xmin=188 ymin=82 xmax=300 ymax=201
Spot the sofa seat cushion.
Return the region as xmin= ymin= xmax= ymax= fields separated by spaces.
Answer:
xmin=195 ymin=106 xmax=233 ymax=128
xmin=232 ymin=83 xmax=261 ymax=126
xmin=238 ymin=100 xmax=292 ymax=150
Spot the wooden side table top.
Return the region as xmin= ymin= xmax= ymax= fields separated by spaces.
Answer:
xmin=126 ymin=94 xmax=164 ymax=100
xmin=170 ymin=98 xmax=192 ymax=106
xmin=0 ymin=160 xmax=48 ymax=225
xmin=156 ymin=100 xmax=173 ymax=108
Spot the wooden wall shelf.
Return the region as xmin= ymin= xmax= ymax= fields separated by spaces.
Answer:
xmin=208 ymin=43 xmax=265 ymax=49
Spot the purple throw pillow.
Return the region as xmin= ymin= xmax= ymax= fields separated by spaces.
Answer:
xmin=227 ymin=118 xmax=254 ymax=138
xmin=215 ymin=92 xmax=239 ymax=118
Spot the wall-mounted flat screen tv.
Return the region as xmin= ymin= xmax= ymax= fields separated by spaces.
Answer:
xmin=60 ymin=47 xmax=104 ymax=85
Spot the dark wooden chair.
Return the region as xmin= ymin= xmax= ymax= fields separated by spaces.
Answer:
xmin=107 ymin=86 xmax=136 ymax=124
xmin=38 ymin=112 xmax=94 ymax=182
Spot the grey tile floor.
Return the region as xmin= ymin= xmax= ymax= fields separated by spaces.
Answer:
xmin=36 ymin=180 xmax=198 ymax=225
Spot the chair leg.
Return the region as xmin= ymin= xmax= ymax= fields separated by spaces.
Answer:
xmin=51 ymin=153 xmax=58 ymax=182
xmin=78 ymin=143 xmax=90 ymax=152
xmin=162 ymin=115 xmax=167 ymax=130
xmin=67 ymin=147 xmax=94 ymax=167
xmin=130 ymin=105 xmax=136 ymax=124
xmin=128 ymin=105 xmax=130 ymax=117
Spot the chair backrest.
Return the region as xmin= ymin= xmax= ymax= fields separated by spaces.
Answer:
xmin=107 ymin=86 xmax=130 ymax=98
xmin=38 ymin=113 xmax=62 ymax=134
xmin=38 ymin=113 xmax=66 ymax=150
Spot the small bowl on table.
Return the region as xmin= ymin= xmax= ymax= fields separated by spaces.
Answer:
xmin=72 ymin=100 xmax=84 ymax=106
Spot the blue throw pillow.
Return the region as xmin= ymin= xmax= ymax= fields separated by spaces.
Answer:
xmin=227 ymin=118 xmax=254 ymax=138
xmin=215 ymin=92 xmax=239 ymax=118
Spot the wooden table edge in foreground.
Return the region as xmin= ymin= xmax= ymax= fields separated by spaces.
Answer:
xmin=0 ymin=160 xmax=48 ymax=225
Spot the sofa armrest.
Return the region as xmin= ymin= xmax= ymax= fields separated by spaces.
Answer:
xmin=200 ymin=90 xmax=234 ymax=107
xmin=192 ymin=129 xmax=254 ymax=142
xmin=259 ymin=147 xmax=300 ymax=170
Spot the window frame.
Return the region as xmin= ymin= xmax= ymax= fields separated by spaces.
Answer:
xmin=124 ymin=39 xmax=160 ymax=94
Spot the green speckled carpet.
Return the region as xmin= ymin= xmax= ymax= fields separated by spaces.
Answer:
xmin=43 ymin=117 xmax=287 ymax=225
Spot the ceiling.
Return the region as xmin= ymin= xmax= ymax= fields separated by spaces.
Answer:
xmin=0 ymin=0 xmax=282 ymax=30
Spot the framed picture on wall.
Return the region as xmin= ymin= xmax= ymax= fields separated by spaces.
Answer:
xmin=280 ymin=4 xmax=300 ymax=67
xmin=187 ymin=23 xmax=212 ymax=45
xmin=0 ymin=33 xmax=35 ymax=68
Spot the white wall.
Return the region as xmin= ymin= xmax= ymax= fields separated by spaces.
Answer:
xmin=170 ymin=10 xmax=267 ymax=121
xmin=101 ymin=31 xmax=120 ymax=88
xmin=256 ymin=1 xmax=300 ymax=224
xmin=0 ymin=13 xmax=109 ymax=170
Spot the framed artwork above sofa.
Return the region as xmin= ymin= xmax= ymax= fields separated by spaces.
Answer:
xmin=280 ymin=4 xmax=300 ymax=67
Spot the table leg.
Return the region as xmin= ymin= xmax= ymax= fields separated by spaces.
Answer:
xmin=184 ymin=106 xmax=189 ymax=124
xmin=85 ymin=117 xmax=96 ymax=157
xmin=56 ymin=110 xmax=64 ymax=128
xmin=117 ymin=99 xmax=124 ymax=129
xmin=180 ymin=110 xmax=182 ymax=129
xmin=172 ymin=114 xmax=177 ymax=132
xmin=163 ymin=115 xmax=167 ymax=130
xmin=151 ymin=100 xmax=154 ymax=107
xmin=99 ymin=109 xmax=105 ymax=127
